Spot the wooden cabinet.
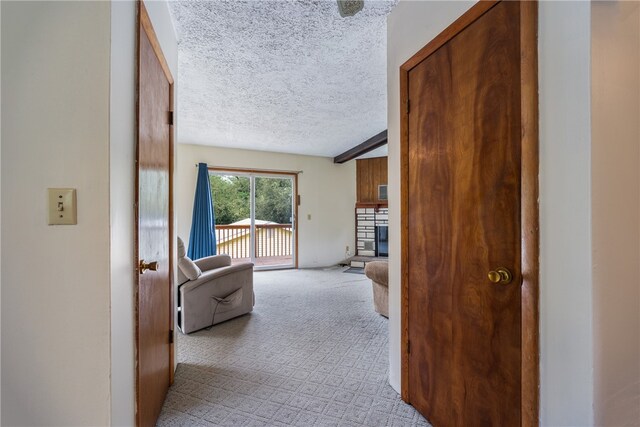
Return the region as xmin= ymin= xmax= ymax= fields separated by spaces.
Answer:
xmin=356 ymin=157 xmax=387 ymax=203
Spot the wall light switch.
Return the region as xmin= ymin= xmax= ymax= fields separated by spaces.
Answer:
xmin=48 ymin=188 xmax=77 ymax=225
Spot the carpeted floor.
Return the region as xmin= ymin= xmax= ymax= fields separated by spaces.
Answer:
xmin=157 ymin=267 xmax=429 ymax=426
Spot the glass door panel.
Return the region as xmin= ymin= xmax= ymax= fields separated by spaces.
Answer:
xmin=254 ymin=176 xmax=295 ymax=269
xmin=209 ymin=173 xmax=252 ymax=264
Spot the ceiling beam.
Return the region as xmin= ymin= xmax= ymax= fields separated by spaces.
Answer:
xmin=333 ymin=130 xmax=388 ymax=164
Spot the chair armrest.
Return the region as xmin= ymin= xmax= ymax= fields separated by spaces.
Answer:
xmin=195 ymin=254 xmax=232 ymax=271
xmin=180 ymin=262 xmax=253 ymax=293
xmin=364 ymin=261 xmax=389 ymax=287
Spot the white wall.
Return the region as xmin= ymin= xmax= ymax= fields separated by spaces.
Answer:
xmin=1 ymin=2 xmax=112 ymax=425
xmin=110 ymin=1 xmax=178 ymax=425
xmin=1 ymin=1 xmax=177 ymax=424
xmin=591 ymin=1 xmax=640 ymax=425
xmin=387 ymin=1 xmax=595 ymax=425
xmin=177 ymin=144 xmax=356 ymax=268
xmin=386 ymin=0 xmax=476 ymax=393
xmin=109 ymin=2 xmax=137 ymax=426
xmin=539 ymin=3 xmax=593 ymax=425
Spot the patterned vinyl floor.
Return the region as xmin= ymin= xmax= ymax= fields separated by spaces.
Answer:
xmin=157 ymin=267 xmax=430 ymax=427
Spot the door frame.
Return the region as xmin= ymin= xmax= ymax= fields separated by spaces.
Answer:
xmin=208 ymin=166 xmax=299 ymax=270
xmin=135 ymin=1 xmax=175 ymax=424
xmin=399 ymin=1 xmax=539 ymax=425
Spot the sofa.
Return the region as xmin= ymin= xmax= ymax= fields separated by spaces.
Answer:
xmin=364 ymin=261 xmax=389 ymax=318
xmin=177 ymin=238 xmax=254 ymax=333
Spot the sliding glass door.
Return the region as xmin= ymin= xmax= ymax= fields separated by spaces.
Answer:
xmin=254 ymin=176 xmax=295 ymax=268
xmin=209 ymin=170 xmax=296 ymax=270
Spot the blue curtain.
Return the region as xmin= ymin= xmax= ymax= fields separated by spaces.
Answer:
xmin=187 ymin=163 xmax=217 ymax=259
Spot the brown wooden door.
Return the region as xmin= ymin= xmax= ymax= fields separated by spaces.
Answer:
xmin=406 ymin=2 xmax=523 ymax=426
xmin=136 ymin=4 xmax=174 ymax=426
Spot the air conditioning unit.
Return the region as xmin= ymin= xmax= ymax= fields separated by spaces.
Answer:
xmin=378 ymin=185 xmax=388 ymax=201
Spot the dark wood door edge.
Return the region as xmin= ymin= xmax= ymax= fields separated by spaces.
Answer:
xmin=519 ymin=2 xmax=540 ymax=425
xmin=399 ymin=1 xmax=539 ymax=426
xmin=139 ymin=2 xmax=174 ymax=85
xmin=136 ymin=1 xmax=176 ymax=425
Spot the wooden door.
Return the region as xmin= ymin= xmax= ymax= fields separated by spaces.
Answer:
xmin=402 ymin=1 xmax=538 ymax=426
xmin=136 ymin=3 xmax=174 ymax=426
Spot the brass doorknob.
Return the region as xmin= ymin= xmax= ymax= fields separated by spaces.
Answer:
xmin=139 ymin=260 xmax=159 ymax=274
xmin=488 ymin=267 xmax=512 ymax=284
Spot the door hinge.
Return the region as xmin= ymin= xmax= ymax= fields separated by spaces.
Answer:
xmin=169 ymin=330 xmax=174 ymax=344
xmin=406 ymin=99 xmax=410 ymax=115
xmin=407 ymin=340 xmax=411 ymax=354
xmin=168 ymin=111 xmax=174 ymax=126
xmin=297 ymin=195 xmax=301 ymax=206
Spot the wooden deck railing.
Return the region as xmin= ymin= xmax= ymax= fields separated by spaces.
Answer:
xmin=216 ymin=224 xmax=293 ymax=260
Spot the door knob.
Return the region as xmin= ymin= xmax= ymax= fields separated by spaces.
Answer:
xmin=488 ymin=267 xmax=512 ymax=284
xmin=139 ymin=260 xmax=159 ymax=274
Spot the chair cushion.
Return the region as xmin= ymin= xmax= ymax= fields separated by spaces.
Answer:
xmin=177 ymin=237 xmax=187 ymax=258
xmin=195 ymin=254 xmax=232 ymax=271
xmin=177 ymin=237 xmax=201 ymax=280
xmin=179 ymin=256 xmax=202 ymax=281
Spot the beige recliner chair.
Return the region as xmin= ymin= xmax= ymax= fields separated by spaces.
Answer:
xmin=364 ymin=261 xmax=389 ymax=318
xmin=177 ymin=237 xmax=254 ymax=334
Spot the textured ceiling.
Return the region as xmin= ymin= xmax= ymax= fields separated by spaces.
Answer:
xmin=168 ymin=0 xmax=396 ymax=157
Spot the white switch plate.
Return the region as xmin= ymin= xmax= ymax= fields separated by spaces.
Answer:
xmin=48 ymin=188 xmax=77 ymax=225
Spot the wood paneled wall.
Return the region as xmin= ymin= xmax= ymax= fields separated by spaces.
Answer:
xmin=356 ymin=157 xmax=388 ymax=203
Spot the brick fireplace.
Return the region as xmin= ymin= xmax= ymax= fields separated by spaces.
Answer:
xmin=356 ymin=206 xmax=389 ymax=257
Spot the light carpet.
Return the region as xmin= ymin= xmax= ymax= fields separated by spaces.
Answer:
xmin=157 ymin=267 xmax=429 ymax=427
